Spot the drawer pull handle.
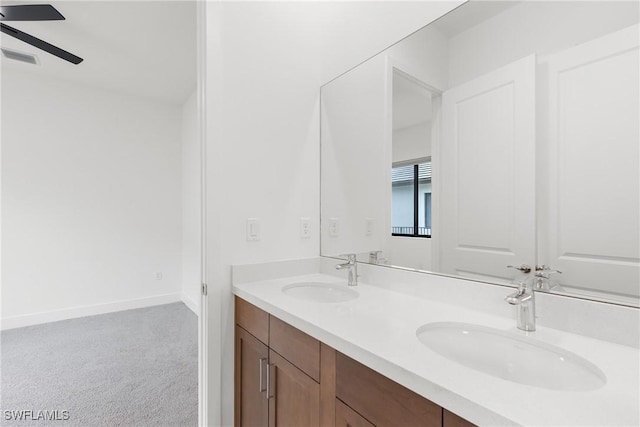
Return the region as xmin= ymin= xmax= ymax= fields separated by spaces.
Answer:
xmin=267 ymin=363 xmax=275 ymax=399
xmin=258 ymin=358 xmax=267 ymax=393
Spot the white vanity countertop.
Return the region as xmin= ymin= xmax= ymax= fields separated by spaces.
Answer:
xmin=233 ymin=273 xmax=640 ymax=427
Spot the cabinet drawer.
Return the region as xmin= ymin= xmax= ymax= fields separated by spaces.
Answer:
xmin=444 ymin=410 xmax=476 ymax=427
xmin=235 ymin=296 xmax=269 ymax=345
xmin=336 ymin=398 xmax=374 ymax=427
xmin=269 ymin=315 xmax=320 ymax=382
xmin=336 ymin=352 xmax=442 ymax=427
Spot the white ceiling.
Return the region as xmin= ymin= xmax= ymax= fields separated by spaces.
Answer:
xmin=1 ymin=0 xmax=197 ymax=105
xmin=431 ymin=1 xmax=520 ymax=38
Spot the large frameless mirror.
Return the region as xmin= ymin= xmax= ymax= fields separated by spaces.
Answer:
xmin=320 ymin=0 xmax=640 ymax=307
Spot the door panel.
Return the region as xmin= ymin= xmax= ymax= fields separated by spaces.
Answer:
xmin=543 ymin=24 xmax=640 ymax=299
xmin=440 ymin=55 xmax=536 ymax=282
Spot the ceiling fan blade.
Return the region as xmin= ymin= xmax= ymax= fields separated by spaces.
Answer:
xmin=0 ymin=4 xmax=64 ymax=21
xmin=1 ymin=23 xmax=82 ymax=64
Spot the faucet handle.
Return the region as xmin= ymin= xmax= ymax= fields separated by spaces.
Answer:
xmin=339 ymin=253 xmax=357 ymax=263
xmin=535 ymin=265 xmax=562 ymax=275
xmin=507 ymin=264 xmax=532 ymax=274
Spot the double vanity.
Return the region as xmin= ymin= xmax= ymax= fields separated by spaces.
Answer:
xmin=233 ymin=258 xmax=640 ymax=426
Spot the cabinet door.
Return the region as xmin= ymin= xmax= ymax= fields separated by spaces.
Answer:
xmin=235 ymin=326 xmax=269 ymax=427
xmin=336 ymin=399 xmax=375 ymax=427
xmin=268 ymin=350 xmax=320 ymax=427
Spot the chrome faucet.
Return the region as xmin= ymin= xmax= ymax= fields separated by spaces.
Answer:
xmin=336 ymin=253 xmax=358 ymax=286
xmin=505 ymin=264 xmax=535 ymax=331
xmin=368 ymin=250 xmax=384 ymax=264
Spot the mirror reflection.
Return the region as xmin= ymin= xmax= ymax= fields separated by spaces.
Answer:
xmin=320 ymin=0 xmax=640 ymax=306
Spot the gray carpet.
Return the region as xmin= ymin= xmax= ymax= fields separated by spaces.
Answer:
xmin=1 ymin=302 xmax=198 ymax=427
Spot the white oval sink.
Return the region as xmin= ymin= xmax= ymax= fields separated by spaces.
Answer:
xmin=416 ymin=322 xmax=606 ymax=391
xmin=282 ymin=282 xmax=359 ymax=303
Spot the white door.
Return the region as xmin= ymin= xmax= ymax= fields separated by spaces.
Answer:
xmin=440 ymin=55 xmax=536 ymax=283
xmin=541 ymin=25 xmax=640 ymax=301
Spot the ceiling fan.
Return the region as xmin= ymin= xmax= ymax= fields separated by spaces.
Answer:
xmin=0 ymin=4 xmax=83 ymax=64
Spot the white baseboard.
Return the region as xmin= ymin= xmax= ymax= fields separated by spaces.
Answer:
xmin=181 ymin=292 xmax=200 ymax=316
xmin=0 ymin=293 xmax=182 ymax=331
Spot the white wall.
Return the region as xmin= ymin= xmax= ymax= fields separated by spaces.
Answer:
xmin=181 ymin=90 xmax=201 ymax=315
xmin=387 ymin=23 xmax=449 ymax=90
xmin=321 ymin=54 xmax=389 ymax=258
xmin=384 ymin=23 xmax=447 ymax=272
xmin=203 ymin=2 xmax=464 ymax=425
xmin=322 ymin=20 xmax=447 ymax=265
xmin=392 ymin=122 xmax=431 ymax=163
xmin=389 ymin=236 xmax=432 ymax=271
xmin=1 ymin=69 xmax=183 ymax=329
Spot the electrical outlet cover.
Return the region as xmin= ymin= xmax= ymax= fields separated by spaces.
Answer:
xmin=329 ymin=218 xmax=339 ymax=237
xmin=300 ymin=217 xmax=311 ymax=238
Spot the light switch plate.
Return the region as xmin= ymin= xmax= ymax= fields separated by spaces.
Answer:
xmin=365 ymin=218 xmax=374 ymax=236
xmin=246 ymin=218 xmax=260 ymax=241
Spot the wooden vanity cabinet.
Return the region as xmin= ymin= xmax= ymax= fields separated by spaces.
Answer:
xmin=235 ymin=326 xmax=269 ymax=426
xmin=236 ymin=296 xmax=270 ymax=344
xmin=443 ymin=410 xmax=476 ymax=427
xmin=235 ymin=297 xmax=476 ymax=427
xmin=235 ymin=297 xmax=324 ymax=427
xmin=269 ymin=315 xmax=321 ymax=382
xmin=335 ymin=399 xmax=374 ymax=427
xmin=268 ymin=349 xmax=320 ymax=426
xmin=336 ymin=352 xmax=442 ymax=427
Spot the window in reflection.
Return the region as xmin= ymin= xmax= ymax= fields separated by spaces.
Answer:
xmin=391 ymin=161 xmax=431 ymax=237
